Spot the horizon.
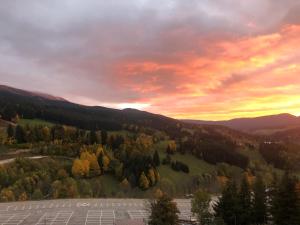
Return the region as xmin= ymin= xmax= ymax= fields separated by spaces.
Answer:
xmin=2 ymin=83 xmax=300 ymax=121
xmin=1 ymin=0 xmax=300 ymax=120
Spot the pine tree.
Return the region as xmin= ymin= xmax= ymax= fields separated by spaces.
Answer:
xmin=238 ymin=175 xmax=252 ymax=225
xmin=252 ymin=176 xmax=267 ymax=225
xmin=153 ymin=150 xmax=160 ymax=166
xmin=15 ymin=125 xmax=25 ymax=143
xmin=149 ymin=194 xmax=179 ymax=225
xmin=214 ymin=180 xmax=239 ymax=225
xmin=191 ymin=189 xmax=212 ymax=225
xmin=101 ymin=130 xmax=108 ymax=146
xmin=89 ymin=130 xmax=98 ymax=144
xmin=269 ymin=172 xmax=279 ymax=222
xmin=6 ymin=124 xmax=14 ymax=138
xmin=271 ymin=172 xmax=300 ymax=225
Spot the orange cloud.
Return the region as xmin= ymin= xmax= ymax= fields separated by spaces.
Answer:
xmin=113 ymin=24 xmax=300 ymax=120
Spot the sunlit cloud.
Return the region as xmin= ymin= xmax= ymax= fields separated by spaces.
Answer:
xmin=0 ymin=0 xmax=300 ymax=120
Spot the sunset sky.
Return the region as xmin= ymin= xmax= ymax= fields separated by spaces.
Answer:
xmin=1 ymin=0 xmax=300 ymax=120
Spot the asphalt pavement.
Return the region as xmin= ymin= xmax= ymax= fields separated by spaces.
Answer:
xmin=0 ymin=198 xmax=193 ymax=225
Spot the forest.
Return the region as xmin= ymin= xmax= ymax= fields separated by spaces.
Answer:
xmin=0 ymin=88 xmax=299 ymax=205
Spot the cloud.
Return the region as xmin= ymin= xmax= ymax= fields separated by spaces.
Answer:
xmin=0 ymin=0 xmax=300 ymax=120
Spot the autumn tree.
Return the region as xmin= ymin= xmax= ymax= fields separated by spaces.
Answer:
xmin=139 ymin=172 xmax=150 ymax=190
xmin=0 ymin=188 xmax=15 ymax=202
xmin=149 ymin=194 xmax=180 ymax=225
xmin=147 ymin=168 xmax=156 ymax=186
xmin=120 ymin=178 xmax=131 ymax=193
xmin=72 ymin=159 xmax=90 ymax=178
xmin=89 ymin=156 xmax=101 ymax=176
xmin=166 ymin=141 xmax=177 ymax=154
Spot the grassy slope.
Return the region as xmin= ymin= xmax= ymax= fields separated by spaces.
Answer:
xmin=154 ymin=141 xmax=219 ymax=195
xmin=18 ymin=119 xmax=54 ymax=127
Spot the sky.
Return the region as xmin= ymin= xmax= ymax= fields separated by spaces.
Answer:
xmin=0 ymin=0 xmax=300 ymax=120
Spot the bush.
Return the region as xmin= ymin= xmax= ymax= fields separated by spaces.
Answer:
xmin=171 ymin=161 xmax=189 ymax=173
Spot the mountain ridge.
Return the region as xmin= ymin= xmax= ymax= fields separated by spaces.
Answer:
xmin=183 ymin=113 xmax=300 ymax=133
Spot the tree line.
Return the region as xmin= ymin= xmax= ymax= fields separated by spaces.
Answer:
xmin=214 ymin=172 xmax=300 ymax=225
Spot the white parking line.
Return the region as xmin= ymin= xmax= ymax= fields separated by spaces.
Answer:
xmin=0 ymin=206 xmax=8 ymax=212
xmin=85 ymin=210 xmax=102 ymax=225
xmin=1 ymin=213 xmax=30 ymax=225
xmin=35 ymin=211 xmax=73 ymax=225
xmin=0 ymin=214 xmax=15 ymax=225
xmin=128 ymin=210 xmax=150 ymax=220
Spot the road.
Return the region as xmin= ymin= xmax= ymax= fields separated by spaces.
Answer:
xmin=0 ymin=156 xmax=46 ymax=165
xmin=0 ymin=198 xmax=193 ymax=225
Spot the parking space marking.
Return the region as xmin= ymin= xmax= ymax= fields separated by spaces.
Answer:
xmin=128 ymin=210 xmax=150 ymax=220
xmin=85 ymin=210 xmax=102 ymax=225
xmin=1 ymin=213 xmax=30 ymax=225
xmin=179 ymin=209 xmax=196 ymax=221
xmin=0 ymin=214 xmax=14 ymax=224
xmin=101 ymin=210 xmax=114 ymax=225
xmin=35 ymin=211 xmax=73 ymax=225
xmin=0 ymin=206 xmax=8 ymax=212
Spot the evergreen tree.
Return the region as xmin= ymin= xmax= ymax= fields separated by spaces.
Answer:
xmin=89 ymin=130 xmax=97 ymax=144
xmin=192 ymin=189 xmax=212 ymax=225
xmin=252 ymin=176 xmax=267 ymax=225
xmin=271 ymin=172 xmax=300 ymax=225
xmin=15 ymin=125 xmax=25 ymax=143
xmin=238 ymin=175 xmax=252 ymax=225
xmin=269 ymin=173 xmax=279 ymax=221
xmin=6 ymin=124 xmax=14 ymax=138
xmin=214 ymin=180 xmax=239 ymax=225
xmin=101 ymin=130 xmax=108 ymax=146
xmin=153 ymin=150 xmax=160 ymax=166
xmin=149 ymin=194 xmax=180 ymax=225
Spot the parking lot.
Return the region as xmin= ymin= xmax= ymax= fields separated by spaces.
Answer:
xmin=0 ymin=198 xmax=193 ymax=225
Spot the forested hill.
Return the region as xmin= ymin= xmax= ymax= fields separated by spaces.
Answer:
xmin=183 ymin=113 xmax=300 ymax=133
xmin=0 ymin=84 xmax=255 ymax=169
xmin=0 ymin=85 xmax=182 ymax=134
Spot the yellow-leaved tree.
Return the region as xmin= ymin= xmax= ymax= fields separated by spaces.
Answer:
xmin=139 ymin=172 xmax=150 ymax=190
xmin=102 ymin=155 xmax=110 ymax=172
xmin=72 ymin=159 xmax=90 ymax=178
xmin=147 ymin=168 xmax=156 ymax=186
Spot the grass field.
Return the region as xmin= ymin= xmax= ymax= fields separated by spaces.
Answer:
xmin=152 ymin=140 xmax=221 ymax=195
xmin=18 ymin=119 xmax=54 ymax=127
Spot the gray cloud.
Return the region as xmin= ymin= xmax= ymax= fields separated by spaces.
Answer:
xmin=0 ymin=0 xmax=299 ymax=106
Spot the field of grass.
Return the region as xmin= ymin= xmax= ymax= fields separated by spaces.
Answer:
xmin=152 ymin=140 xmax=221 ymax=195
xmin=18 ymin=119 xmax=54 ymax=127
xmin=239 ymin=147 xmax=265 ymax=164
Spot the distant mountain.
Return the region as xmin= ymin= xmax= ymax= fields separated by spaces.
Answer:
xmin=0 ymin=85 xmax=185 ymax=135
xmin=183 ymin=113 xmax=300 ymax=133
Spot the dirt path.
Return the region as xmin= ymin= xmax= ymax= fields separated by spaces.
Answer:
xmin=0 ymin=155 xmax=47 ymax=165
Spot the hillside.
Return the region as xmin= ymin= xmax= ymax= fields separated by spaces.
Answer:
xmin=0 ymin=84 xmax=291 ymax=202
xmin=0 ymin=85 xmax=182 ymax=135
xmin=184 ymin=113 xmax=300 ymax=133
xmin=0 ymin=85 xmax=255 ymax=142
